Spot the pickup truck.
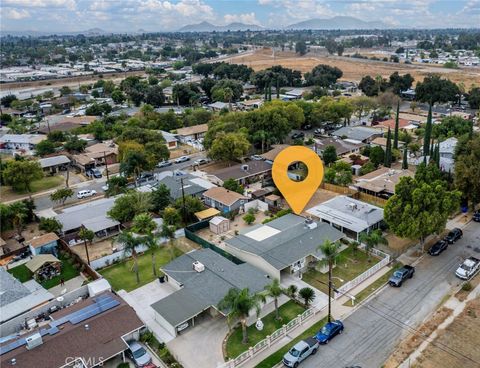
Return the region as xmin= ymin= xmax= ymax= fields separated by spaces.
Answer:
xmin=388 ymin=265 xmax=415 ymax=287
xmin=455 ymin=257 xmax=480 ymax=280
xmin=283 ymin=337 xmax=319 ymax=367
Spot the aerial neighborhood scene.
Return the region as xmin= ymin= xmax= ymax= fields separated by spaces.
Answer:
xmin=1 ymin=1 xmax=480 ymax=368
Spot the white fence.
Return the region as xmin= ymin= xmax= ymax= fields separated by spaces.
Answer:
xmin=217 ymin=307 xmax=317 ymax=368
xmin=334 ymin=244 xmax=390 ymax=299
xmin=244 ymin=199 xmax=268 ymax=213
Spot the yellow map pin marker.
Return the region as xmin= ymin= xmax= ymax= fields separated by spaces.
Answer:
xmin=272 ymin=146 xmax=324 ymax=214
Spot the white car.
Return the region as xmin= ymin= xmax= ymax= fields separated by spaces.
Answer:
xmin=77 ymin=190 xmax=97 ymax=199
xmin=250 ymin=155 xmax=264 ymax=161
xmin=175 ymin=156 xmax=190 ymax=163
xmin=455 ymin=257 xmax=480 ymax=280
xmin=194 ymin=158 xmax=209 ymax=165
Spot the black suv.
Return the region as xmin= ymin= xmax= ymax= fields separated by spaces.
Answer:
xmin=445 ymin=228 xmax=462 ymax=244
xmin=291 ymin=132 xmax=305 ymax=140
xmin=473 ymin=210 xmax=480 ymax=223
xmin=428 ymin=240 xmax=448 ymax=256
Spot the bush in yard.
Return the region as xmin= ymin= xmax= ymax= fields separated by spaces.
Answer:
xmin=299 ymin=287 xmax=315 ymax=307
xmin=243 ymin=212 xmax=255 ymax=225
xmin=117 ymin=364 xmax=129 ymax=368
xmin=462 ymin=282 xmax=472 ymax=292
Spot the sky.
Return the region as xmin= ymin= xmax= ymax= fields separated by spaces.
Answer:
xmin=1 ymin=0 xmax=479 ymax=33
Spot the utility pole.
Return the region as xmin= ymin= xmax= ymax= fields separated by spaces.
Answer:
xmin=180 ymin=177 xmax=187 ymax=225
xmin=103 ymin=151 xmax=110 ymax=181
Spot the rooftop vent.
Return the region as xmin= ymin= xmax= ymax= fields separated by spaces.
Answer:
xmin=347 ymin=202 xmax=358 ymax=211
xmin=305 ymin=218 xmax=318 ymax=230
xmin=25 ymin=333 xmax=43 ymax=350
xmin=192 ymin=261 xmax=205 ymax=273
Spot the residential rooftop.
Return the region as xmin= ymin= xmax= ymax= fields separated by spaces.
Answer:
xmin=332 ymin=126 xmax=382 ymax=141
xmin=209 ymin=160 xmax=272 ymax=182
xmin=38 ymin=155 xmax=70 ymax=169
xmin=203 ymin=187 xmax=248 ymax=206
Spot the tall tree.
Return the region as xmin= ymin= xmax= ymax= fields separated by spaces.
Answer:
xmin=402 ymin=147 xmax=408 ymax=169
xmin=393 ymin=101 xmax=400 ymax=150
xmin=423 ymin=105 xmax=433 ymax=158
xmin=50 ymin=188 xmax=74 ymax=206
xmin=78 ymin=228 xmax=94 ymax=265
xmin=117 ymin=231 xmax=142 ymax=284
xmin=454 ymin=135 xmax=480 ymax=209
xmin=2 ymin=160 xmax=43 ymax=194
xmin=384 ymin=128 xmax=392 ymax=168
xmin=318 ymin=240 xmax=342 ymax=322
xmin=322 ymin=145 xmax=337 ymax=166
xmin=263 ymin=279 xmax=283 ymax=321
xmin=133 ymin=212 xmax=159 ymax=276
xmin=218 ymin=288 xmax=265 ymax=344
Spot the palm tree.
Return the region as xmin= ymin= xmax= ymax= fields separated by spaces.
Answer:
xmin=359 ymin=229 xmax=388 ymax=261
xmin=264 ymin=279 xmax=283 ymax=321
xmin=285 ymin=284 xmax=298 ymax=299
xmin=218 ymin=288 xmax=265 ymax=344
xmin=78 ymin=228 xmax=94 ymax=265
xmin=132 ymin=213 xmax=158 ymax=276
xmin=117 ymin=231 xmax=142 ymax=284
xmin=223 ymin=87 xmax=234 ymax=110
xmin=298 ymin=287 xmax=315 ymax=307
xmin=351 ymin=241 xmax=360 ymax=261
xmin=318 ymin=239 xmax=342 ymax=322
xmin=160 ymin=223 xmax=176 ymax=261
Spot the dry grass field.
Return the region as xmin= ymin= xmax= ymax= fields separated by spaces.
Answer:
xmin=224 ymin=48 xmax=480 ymax=89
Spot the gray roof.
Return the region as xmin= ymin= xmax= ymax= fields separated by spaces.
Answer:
xmin=306 ymin=196 xmax=384 ymax=233
xmin=150 ymin=249 xmax=270 ymax=327
xmin=315 ymin=137 xmax=365 ymax=156
xmin=38 ymin=155 xmax=70 ymax=168
xmin=82 ymin=215 xmax=119 ymax=233
xmin=160 ymin=131 xmax=178 ymax=143
xmin=333 ymin=126 xmax=381 ymax=142
xmin=225 ymin=214 xmax=344 ymax=270
xmin=55 ymin=197 xmax=118 ymax=232
xmin=157 ymin=175 xmax=207 ymax=200
xmin=0 ymin=269 xmax=53 ymax=323
xmin=212 ymin=161 xmax=272 ymax=182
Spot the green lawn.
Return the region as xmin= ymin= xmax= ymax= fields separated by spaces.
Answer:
xmin=8 ymin=264 xmax=32 ymax=282
xmin=343 ymin=262 xmax=403 ymax=306
xmin=98 ymin=246 xmax=184 ymax=292
xmin=0 ymin=175 xmax=64 ymax=199
xmin=302 ymin=245 xmax=381 ymax=295
xmin=255 ymin=315 xmax=328 ymax=368
xmin=225 ymin=300 xmax=305 ymax=360
xmin=7 ymin=254 xmax=80 ymax=289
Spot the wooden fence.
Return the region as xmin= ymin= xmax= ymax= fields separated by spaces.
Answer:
xmin=322 ymin=183 xmax=388 ymax=207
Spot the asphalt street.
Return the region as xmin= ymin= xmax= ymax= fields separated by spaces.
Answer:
xmin=32 ymin=151 xmax=208 ymax=210
xmin=302 ymin=220 xmax=480 ymax=368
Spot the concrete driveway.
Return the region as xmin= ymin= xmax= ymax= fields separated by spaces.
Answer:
xmin=282 ymin=273 xmax=328 ymax=311
xmin=167 ymin=315 xmax=228 ymax=368
xmin=118 ymin=280 xmax=177 ymax=343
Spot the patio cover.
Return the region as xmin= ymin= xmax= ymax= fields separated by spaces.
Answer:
xmin=194 ymin=208 xmax=220 ymax=221
xmin=25 ymin=254 xmax=60 ymax=273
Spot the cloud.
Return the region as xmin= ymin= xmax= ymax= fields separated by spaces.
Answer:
xmin=3 ymin=8 xmax=31 ymax=19
xmin=224 ymin=12 xmax=260 ymax=25
xmin=3 ymin=0 xmax=76 ymax=10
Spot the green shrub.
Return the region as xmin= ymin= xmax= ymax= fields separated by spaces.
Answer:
xmin=462 ymin=282 xmax=473 ymax=292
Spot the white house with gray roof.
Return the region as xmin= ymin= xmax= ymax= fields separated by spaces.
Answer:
xmin=332 ymin=126 xmax=383 ymax=143
xmin=306 ymin=196 xmax=384 ymax=241
xmin=150 ymin=248 xmax=270 ymax=337
xmin=224 ymin=214 xmax=344 ymax=280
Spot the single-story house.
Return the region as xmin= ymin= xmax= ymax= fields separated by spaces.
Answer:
xmin=0 ymin=268 xmax=53 ymax=324
xmin=370 ymin=137 xmax=405 ymax=150
xmin=306 ymin=196 xmax=384 ymax=241
xmin=314 ymin=137 xmax=365 ymax=157
xmin=354 ymin=168 xmax=414 ymax=199
xmin=284 ymin=88 xmax=305 ymax=99
xmin=160 ymin=130 xmax=179 ymax=150
xmin=374 ymin=118 xmax=411 ymax=131
xmin=208 ymin=101 xmax=229 ymax=111
xmin=225 ymin=214 xmax=344 ymax=280
xmin=0 ymin=134 xmax=47 ymax=155
xmin=38 ymin=155 xmax=70 ymax=174
xmin=54 ymin=197 xmax=121 ymax=241
xmin=203 ymin=187 xmax=248 ymax=214
xmin=38 ymin=116 xmax=97 ymax=134
xmin=208 ymin=161 xmax=273 ymax=186
xmin=175 ymin=124 xmax=208 ymax=143
xmin=439 ymin=137 xmax=457 ymax=160
xmin=150 ymin=248 xmax=270 ymax=337
xmin=0 ymin=291 xmax=144 ymax=368
xmin=209 ymin=216 xmax=230 ymax=234
xmin=239 ymin=99 xmax=263 ymax=110
xmin=157 ymin=174 xmax=214 ymax=201
xmin=71 ymin=141 xmax=118 ymax=172
xmin=261 ymin=144 xmax=290 ymax=163
xmin=332 ymin=126 xmax=383 ymax=143
xmin=28 ymin=233 xmax=59 ymax=256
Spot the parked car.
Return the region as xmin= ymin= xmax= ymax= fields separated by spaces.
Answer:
xmin=428 ymin=240 xmax=448 ymax=256
xmin=77 ymin=189 xmax=97 ymax=199
xmin=157 ymin=160 xmax=172 ymax=168
xmin=445 ymin=228 xmax=463 ymax=244
xmin=315 ymin=320 xmax=344 ymax=344
xmin=127 ymin=341 xmax=152 ymax=367
xmin=283 ymin=337 xmax=319 ymax=367
xmin=473 ymin=210 xmax=480 ymax=222
xmin=86 ymin=168 xmax=102 ymax=179
xmin=194 ymin=158 xmax=210 ymax=165
xmin=301 ymin=124 xmax=312 ymax=130
xmin=250 ymin=155 xmax=264 ymax=161
xmin=455 ymin=257 xmax=480 ymax=280
xmin=175 ymin=156 xmax=190 ymax=163
xmin=291 ymin=132 xmax=305 ymax=140
xmin=388 ymin=265 xmax=415 ymax=287
xmin=313 ymin=128 xmax=323 ymax=137
xmin=138 ymin=172 xmax=154 ymax=180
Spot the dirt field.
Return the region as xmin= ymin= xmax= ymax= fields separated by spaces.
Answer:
xmin=223 ymin=49 xmax=480 ymax=89
xmin=414 ymin=297 xmax=480 ymax=368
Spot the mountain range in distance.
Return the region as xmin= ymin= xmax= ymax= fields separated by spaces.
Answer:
xmin=178 ymin=21 xmax=264 ymax=32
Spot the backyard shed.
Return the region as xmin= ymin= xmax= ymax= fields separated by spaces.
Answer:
xmin=209 ymin=216 xmax=230 ymax=234
xmin=28 ymin=233 xmax=59 ymax=256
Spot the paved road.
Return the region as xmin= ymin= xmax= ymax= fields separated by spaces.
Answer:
xmin=303 ymin=221 xmax=480 ymax=368
xmin=32 ymin=151 xmax=208 ymax=210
